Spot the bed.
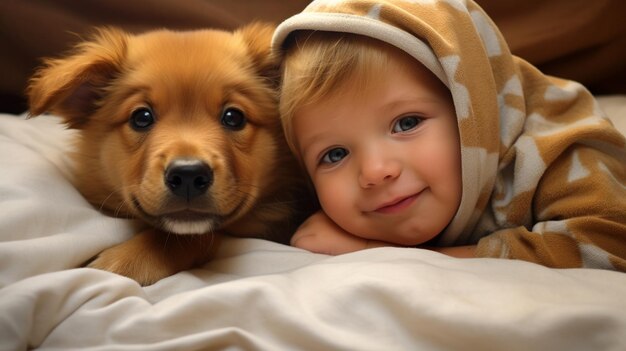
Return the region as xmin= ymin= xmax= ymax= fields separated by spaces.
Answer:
xmin=1 ymin=96 xmax=625 ymax=350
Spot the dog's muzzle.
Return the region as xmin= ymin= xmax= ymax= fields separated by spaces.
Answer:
xmin=164 ymin=158 xmax=213 ymax=200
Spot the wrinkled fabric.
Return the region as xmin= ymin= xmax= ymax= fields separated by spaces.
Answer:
xmin=272 ymin=0 xmax=626 ymax=271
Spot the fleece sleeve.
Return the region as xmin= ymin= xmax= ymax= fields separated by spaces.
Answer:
xmin=475 ymin=145 xmax=626 ymax=271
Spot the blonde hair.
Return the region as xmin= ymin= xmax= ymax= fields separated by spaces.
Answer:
xmin=279 ymin=31 xmax=397 ymax=155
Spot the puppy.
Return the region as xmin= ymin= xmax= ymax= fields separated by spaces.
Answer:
xmin=27 ymin=24 xmax=310 ymax=285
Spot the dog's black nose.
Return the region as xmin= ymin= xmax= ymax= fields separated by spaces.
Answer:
xmin=164 ymin=159 xmax=213 ymax=200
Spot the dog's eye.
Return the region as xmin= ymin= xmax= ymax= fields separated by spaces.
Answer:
xmin=221 ymin=108 xmax=246 ymax=130
xmin=130 ymin=108 xmax=155 ymax=131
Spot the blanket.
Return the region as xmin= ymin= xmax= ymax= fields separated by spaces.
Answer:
xmin=1 ymin=96 xmax=626 ymax=349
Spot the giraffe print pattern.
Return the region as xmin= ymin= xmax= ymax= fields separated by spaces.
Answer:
xmin=273 ymin=0 xmax=626 ymax=271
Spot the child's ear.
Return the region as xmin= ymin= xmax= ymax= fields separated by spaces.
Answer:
xmin=27 ymin=27 xmax=128 ymax=128
xmin=236 ymin=22 xmax=279 ymax=83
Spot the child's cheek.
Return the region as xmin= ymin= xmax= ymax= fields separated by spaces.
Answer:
xmin=314 ymin=174 xmax=351 ymax=214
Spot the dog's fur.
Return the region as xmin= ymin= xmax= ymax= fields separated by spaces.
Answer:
xmin=27 ymin=24 xmax=310 ymax=285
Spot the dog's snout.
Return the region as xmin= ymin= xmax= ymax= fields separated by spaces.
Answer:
xmin=164 ymin=159 xmax=213 ymax=199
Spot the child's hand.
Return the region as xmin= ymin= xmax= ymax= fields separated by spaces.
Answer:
xmin=291 ymin=211 xmax=392 ymax=255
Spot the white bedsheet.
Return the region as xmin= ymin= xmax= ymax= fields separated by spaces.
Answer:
xmin=1 ymin=96 xmax=626 ymax=350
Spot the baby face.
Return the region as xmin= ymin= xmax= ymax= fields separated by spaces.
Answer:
xmin=292 ymin=51 xmax=462 ymax=245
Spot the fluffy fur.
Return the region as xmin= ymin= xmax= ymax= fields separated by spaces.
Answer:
xmin=28 ymin=24 xmax=310 ymax=285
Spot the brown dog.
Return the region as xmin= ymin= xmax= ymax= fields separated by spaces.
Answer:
xmin=27 ymin=24 xmax=310 ymax=285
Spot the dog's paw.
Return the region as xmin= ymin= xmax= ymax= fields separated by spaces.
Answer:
xmin=86 ymin=243 xmax=178 ymax=286
xmin=85 ymin=229 xmax=219 ymax=286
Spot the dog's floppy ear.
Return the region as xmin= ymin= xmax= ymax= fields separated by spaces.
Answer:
xmin=236 ymin=22 xmax=279 ymax=83
xmin=27 ymin=27 xmax=128 ymax=128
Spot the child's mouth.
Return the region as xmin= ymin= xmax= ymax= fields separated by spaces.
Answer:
xmin=373 ymin=191 xmax=421 ymax=214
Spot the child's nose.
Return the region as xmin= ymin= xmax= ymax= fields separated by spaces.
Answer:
xmin=358 ymin=152 xmax=401 ymax=188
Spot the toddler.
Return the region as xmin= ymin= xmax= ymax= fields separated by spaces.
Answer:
xmin=273 ymin=0 xmax=626 ymax=270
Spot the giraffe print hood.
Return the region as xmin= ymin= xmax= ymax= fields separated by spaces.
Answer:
xmin=273 ymin=0 xmax=626 ymax=270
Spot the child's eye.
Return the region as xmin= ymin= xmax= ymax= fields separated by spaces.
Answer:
xmin=392 ymin=116 xmax=422 ymax=133
xmin=321 ymin=147 xmax=349 ymax=164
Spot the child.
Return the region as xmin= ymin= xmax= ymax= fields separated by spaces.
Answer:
xmin=272 ymin=0 xmax=626 ymax=271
